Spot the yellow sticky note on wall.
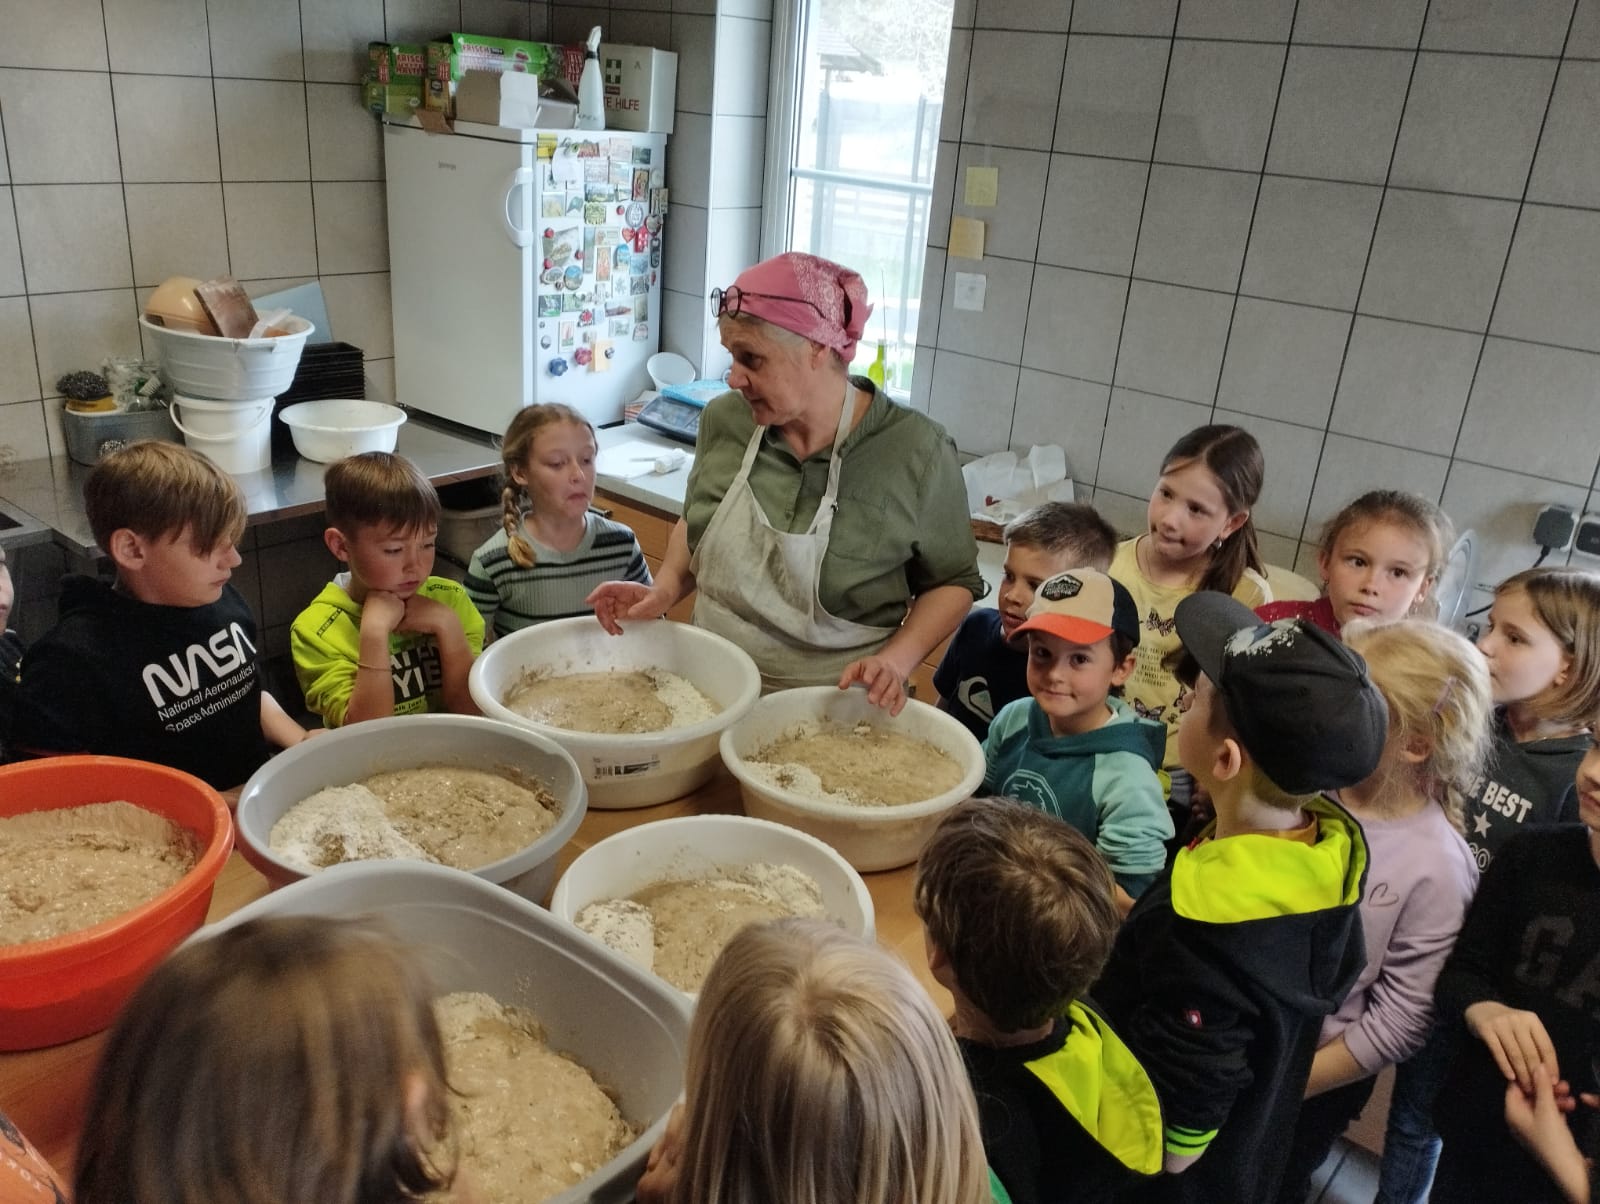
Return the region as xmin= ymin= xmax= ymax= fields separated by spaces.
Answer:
xmin=964 ymin=166 xmax=998 ymax=207
xmin=592 ymin=339 xmax=613 ymax=372
xmin=949 ymin=216 xmax=986 ymax=260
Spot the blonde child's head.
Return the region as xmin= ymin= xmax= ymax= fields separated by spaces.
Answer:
xmin=75 ymin=916 xmax=455 ymax=1204
xmin=1481 ymin=567 xmax=1600 ymax=730
xmin=1317 ymin=491 xmax=1454 ymax=625
xmin=497 ymin=403 xmax=598 ymax=568
xmin=1150 ymin=425 xmax=1265 ymax=594
xmin=671 ymin=917 xmax=990 ymax=1204
xmin=1344 ymin=619 xmax=1493 ymax=832
xmin=915 ymin=797 xmax=1119 ymax=1032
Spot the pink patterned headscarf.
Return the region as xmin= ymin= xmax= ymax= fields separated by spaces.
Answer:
xmin=725 ymin=252 xmax=874 ymax=363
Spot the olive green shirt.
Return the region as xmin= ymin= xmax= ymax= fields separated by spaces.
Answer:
xmin=684 ymin=378 xmax=986 ymax=629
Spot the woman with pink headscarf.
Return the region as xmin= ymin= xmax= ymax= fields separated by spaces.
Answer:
xmin=589 ymin=252 xmax=983 ymax=713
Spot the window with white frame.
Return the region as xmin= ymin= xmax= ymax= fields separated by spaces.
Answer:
xmin=763 ymin=0 xmax=955 ymax=396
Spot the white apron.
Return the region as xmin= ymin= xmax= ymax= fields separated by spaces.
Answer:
xmin=690 ymin=385 xmax=899 ymax=691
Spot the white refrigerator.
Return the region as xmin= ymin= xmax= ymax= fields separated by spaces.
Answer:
xmin=384 ymin=119 xmax=670 ymax=434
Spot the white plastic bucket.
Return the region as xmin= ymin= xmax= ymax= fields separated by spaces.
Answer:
xmin=140 ymin=314 xmax=313 ymax=401
xmin=169 ymin=394 xmax=273 ymax=474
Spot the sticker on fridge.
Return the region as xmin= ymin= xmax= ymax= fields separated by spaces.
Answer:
xmin=633 ymin=321 xmax=649 ymax=341
xmin=584 ymin=159 xmax=608 ymax=183
xmin=584 ymin=201 xmax=607 ymax=226
xmin=543 ymin=225 xmax=579 ymax=266
xmin=540 ymin=192 xmax=565 ymax=218
xmin=632 ymin=146 xmax=652 ymax=166
xmin=609 ymin=160 xmax=630 ymax=188
xmin=537 ymin=294 xmax=562 ymax=317
xmin=610 ymin=316 xmax=632 ymax=337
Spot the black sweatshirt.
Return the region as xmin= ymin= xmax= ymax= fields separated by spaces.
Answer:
xmin=1434 ymin=826 xmax=1600 ymax=1203
xmin=1460 ymin=713 xmax=1588 ymax=871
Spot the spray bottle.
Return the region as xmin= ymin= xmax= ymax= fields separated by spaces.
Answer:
xmin=576 ymin=27 xmax=605 ymax=130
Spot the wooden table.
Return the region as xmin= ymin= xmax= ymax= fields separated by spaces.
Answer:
xmin=0 ymin=768 xmax=946 ymax=1177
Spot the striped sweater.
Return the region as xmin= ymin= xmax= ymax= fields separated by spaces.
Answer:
xmin=465 ymin=512 xmax=651 ymax=638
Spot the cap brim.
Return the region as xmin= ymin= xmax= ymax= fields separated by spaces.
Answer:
xmin=1015 ymin=614 xmax=1115 ymax=645
xmin=1173 ymin=592 xmax=1263 ymax=686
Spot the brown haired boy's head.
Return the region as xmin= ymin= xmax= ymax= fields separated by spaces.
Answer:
xmin=914 ymin=797 xmax=1119 ymax=1033
xmin=84 ymin=441 xmax=248 ymax=607
xmin=322 ymin=453 xmax=442 ymax=600
xmin=997 ymin=503 xmax=1120 ymax=640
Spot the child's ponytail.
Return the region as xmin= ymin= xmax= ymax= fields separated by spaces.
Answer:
xmin=1159 ymin=425 xmax=1265 ymax=595
xmin=503 ymin=482 xmax=536 ymax=569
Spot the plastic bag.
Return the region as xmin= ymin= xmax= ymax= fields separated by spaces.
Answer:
xmin=962 ymin=445 xmax=1074 ymax=524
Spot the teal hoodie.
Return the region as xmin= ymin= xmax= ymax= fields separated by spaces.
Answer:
xmin=982 ymin=696 xmax=1172 ymax=895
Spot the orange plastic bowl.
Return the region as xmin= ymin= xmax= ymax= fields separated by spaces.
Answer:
xmin=0 ymin=757 xmax=234 ymax=1051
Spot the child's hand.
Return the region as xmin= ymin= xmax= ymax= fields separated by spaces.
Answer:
xmin=1467 ymin=1000 xmax=1559 ymax=1093
xmin=636 ymin=1101 xmax=685 ymax=1204
xmin=0 ymin=562 xmax=13 ymax=631
xmin=838 ymin=654 xmax=909 ymax=716
xmin=1506 ymin=1066 xmax=1594 ymax=1204
xmin=589 ymin=580 xmax=668 ymax=634
xmin=362 ymin=590 xmax=406 ymax=636
xmin=397 ymin=593 xmax=455 ymax=637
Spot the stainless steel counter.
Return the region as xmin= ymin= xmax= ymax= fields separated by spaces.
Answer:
xmin=0 ymin=418 xmax=502 ymax=557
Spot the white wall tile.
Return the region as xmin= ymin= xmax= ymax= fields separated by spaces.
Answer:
xmin=713 ymin=17 xmax=769 ymax=117
xmin=1256 ymin=530 xmax=1304 ymax=574
xmin=0 ymin=70 xmax=120 ymax=184
xmin=0 ymin=119 xmax=8 ymax=186
xmin=1305 ymin=434 xmax=1450 ymax=536
xmin=662 ymin=203 xmax=707 ymax=297
xmin=216 ymin=80 xmax=312 ymax=181
xmin=224 ymin=182 xmax=317 ymax=279
xmin=0 ymin=400 xmax=50 ymax=461
xmin=610 ymin=9 xmax=671 ymax=47
xmin=917 ymin=248 xmax=945 ymax=346
xmin=1215 ymin=298 xmax=1349 ymax=428
xmin=1133 ymin=164 xmax=1257 ymax=293
xmin=358 ymin=356 xmax=394 ymax=402
xmin=319 ymin=271 xmax=394 ymax=358
xmin=975 ymin=0 xmax=1074 ymax=31
xmin=950 ymin=145 xmax=1048 ymax=263
xmin=1055 ymin=34 xmax=1168 ymax=160
xmin=940 ymin=30 xmax=971 ymax=143
xmin=1293 ymin=0 xmax=1427 ymax=48
xmin=551 ymin=4 xmax=609 ymax=42
xmin=461 ymin=0 xmax=532 ymax=38
xmin=1155 ymin=41 xmax=1284 ymax=172
xmin=666 ymin=113 xmax=711 ymax=209
xmin=312 ymin=181 xmax=388 ymax=274
xmin=1360 ymin=190 xmax=1518 ymax=332
xmin=1096 ymin=387 xmax=1211 ymax=498
xmin=1211 ymin=408 xmax=1324 ymax=540
xmin=1071 ymin=0 xmax=1176 ymax=35
xmin=1114 ymin=281 xmax=1233 ymax=404
xmin=908 ymin=345 xmax=934 ymax=412
xmin=1036 ymin=154 xmax=1147 ymax=276
xmin=113 ymin=74 xmax=221 ymax=182
xmin=0 ymin=297 xmax=40 ymax=404
xmin=208 ymin=0 xmax=306 ymax=79
xmin=1020 ymin=265 xmax=1127 ymax=384
xmin=307 ymin=84 xmax=384 ymax=181
xmin=125 ymin=182 xmax=230 ymax=286
xmin=926 ymin=141 xmax=956 ymax=250
xmin=0 ymin=193 xmax=21 ymax=296
xmin=926 ymin=349 xmax=1018 ymax=455
xmin=1572 ymin=0 xmax=1600 ymax=58
xmin=1457 ymin=339 xmax=1600 ymax=486
xmin=301 ymin=0 xmax=387 ymax=83
xmin=0 ymin=0 xmax=107 ymax=70
xmin=13 ymin=186 xmax=132 ymax=293
xmin=935 ymin=254 xmax=1035 ymax=363
xmin=1331 ymin=317 xmax=1481 ymax=455
xmin=1492 ymin=204 xmax=1600 ymax=354
xmin=104 ymin=0 xmax=211 ymax=74
xmin=703 ymin=207 xmax=761 ymax=301
xmin=1089 ymin=485 xmax=1150 ymax=540
xmin=30 ymin=289 xmax=142 ymax=392
xmin=709 ymin=116 xmax=765 ymax=211
xmin=383 ymin=0 xmax=458 ymax=43
xmin=1010 ymin=369 xmax=1110 ymax=484
xmin=1267 ymin=46 xmax=1413 ymax=185
xmin=1241 ymin=177 xmax=1381 ymax=311
xmin=1390 ymin=54 xmax=1556 ymax=199
xmin=1177 ymin=0 xmax=1295 ymax=42
xmin=1421 ymin=0 xmax=1576 ymax=55
xmin=1529 ymin=63 xmax=1600 ymax=209
xmin=963 ymin=31 xmax=1067 ymax=152
xmin=670 ymin=15 xmax=715 ymax=114
xmin=1440 ymin=460 xmax=1591 ymax=593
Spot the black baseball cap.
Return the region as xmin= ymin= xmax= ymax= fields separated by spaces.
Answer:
xmin=1173 ymin=592 xmax=1389 ymax=795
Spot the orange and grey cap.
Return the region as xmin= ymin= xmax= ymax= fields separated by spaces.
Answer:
xmin=1014 ymin=568 xmax=1141 ymax=648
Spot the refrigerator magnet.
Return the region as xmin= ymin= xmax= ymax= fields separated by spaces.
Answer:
xmin=584 ymin=159 xmax=607 ymax=182
xmin=560 ymin=322 xmax=576 ymax=349
xmin=632 ymin=146 xmax=651 ymax=166
xmin=632 ymin=169 xmax=650 ymax=201
xmin=609 ymin=138 xmax=631 ymax=159
xmin=610 ymin=317 xmax=632 ymax=337
xmin=563 ymin=264 xmax=584 ymax=290
xmin=584 ymin=201 xmax=607 ymax=225
xmin=537 ymin=294 xmax=561 ymax=317
xmin=610 ymin=160 xmax=630 ymax=188
xmin=633 ymin=322 xmax=650 ymax=341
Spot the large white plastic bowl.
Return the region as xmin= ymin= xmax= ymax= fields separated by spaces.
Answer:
xmin=550 ymin=814 xmax=875 ymax=1000
xmin=470 ymin=618 xmax=762 ymax=809
xmin=197 ymin=861 xmax=691 ymax=1204
xmin=719 ymin=687 xmax=986 ymax=872
xmin=234 ymin=714 xmax=587 ymax=903
xmin=140 ymin=314 xmax=313 ymax=400
xmin=279 ymin=399 xmax=407 ymax=462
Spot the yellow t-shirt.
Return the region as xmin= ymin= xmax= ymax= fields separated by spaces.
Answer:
xmin=1109 ymin=537 xmax=1271 ymax=770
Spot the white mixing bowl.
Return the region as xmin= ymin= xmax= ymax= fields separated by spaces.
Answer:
xmin=470 ymin=617 xmax=762 ymax=809
xmin=550 ymin=813 xmax=874 ymax=1000
xmin=719 ymin=687 xmax=986 ymax=872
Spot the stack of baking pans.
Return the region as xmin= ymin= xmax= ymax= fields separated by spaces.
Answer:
xmin=270 ymin=342 xmax=366 ymax=456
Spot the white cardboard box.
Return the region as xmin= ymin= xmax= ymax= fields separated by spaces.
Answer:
xmin=599 ymin=44 xmax=677 ymax=134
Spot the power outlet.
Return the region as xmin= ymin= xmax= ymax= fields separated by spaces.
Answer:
xmin=1535 ymin=504 xmax=1578 ymax=552
xmin=1575 ymin=514 xmax=1600 ymax=559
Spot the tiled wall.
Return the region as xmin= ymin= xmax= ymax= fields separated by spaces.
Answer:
xmin=914 ymin=0 xmax=1600 ymax=608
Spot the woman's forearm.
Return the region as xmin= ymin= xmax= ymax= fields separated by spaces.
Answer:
xmin=877 ymin=586 xmax=973 ymax=679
